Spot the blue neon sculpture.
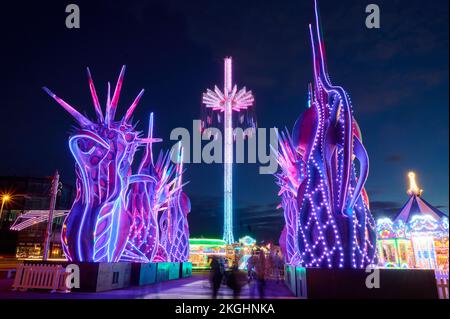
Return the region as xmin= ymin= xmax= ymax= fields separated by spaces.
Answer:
xmin=274 ymin=2 xmax=377 ymax=268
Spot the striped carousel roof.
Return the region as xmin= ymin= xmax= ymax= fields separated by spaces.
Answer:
xmin=394 ymin=195 xmax=447 ymax=224
xmin=393 ymin=172 xmax=448 ymax=224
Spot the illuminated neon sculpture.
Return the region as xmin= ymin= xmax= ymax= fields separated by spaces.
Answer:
xmin=274 ymin=1 xmax=376 ymax=268
xmin=376 ymin=172 xmax=448 ymax=270
xmin=44 ymin=66 xmax=190 ymax=262
xmin=202 ymin=57 xmax=256 ymax=244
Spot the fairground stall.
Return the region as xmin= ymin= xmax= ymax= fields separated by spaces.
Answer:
xmin=188 ymin=238 xmax=226 ymax=269
xmin=237 ymin=236 xmax=257 ymax=270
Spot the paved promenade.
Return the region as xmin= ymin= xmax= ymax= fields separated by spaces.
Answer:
xmin=0 ymin=272 xmax=295 ymax=299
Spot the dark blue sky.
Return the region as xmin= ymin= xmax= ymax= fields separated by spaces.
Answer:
xmin=0 ymin=0 xmax=448 ymax=241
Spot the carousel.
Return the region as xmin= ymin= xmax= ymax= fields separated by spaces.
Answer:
xmin=377 ymin=172 xmax=449 ymax=270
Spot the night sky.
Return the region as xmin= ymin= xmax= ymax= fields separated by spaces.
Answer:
xmin=0 ymin=0 xmax=448 ymax=242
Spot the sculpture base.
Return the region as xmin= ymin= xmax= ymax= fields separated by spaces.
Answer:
xmin=131 ymin=262 xmax=192 ymax=286
xmin=155 ymin=262 xmax=179 ymax=282
xmin=284 ymin=265 xmax=438 ymax=299
xmin=77 ymin=261 xmax=192 ymax=289
xmin=130 ymin=262 xmax=157 ymax=286
xmin=23 ymin=261 xmax=192 ymax=291
xmin=180 ymin=261 xmax=193 ymax=278
xmin=73 ymin=262 xmax=132 ymax=292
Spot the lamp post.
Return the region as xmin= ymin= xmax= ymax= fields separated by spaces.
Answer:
xmin=0 ymin=193 xmax=31 ymax=225
xmin=0 ymin=194 xmax=11 ymax=223
xmin=43 ymin=170 xmax=60 ymax=261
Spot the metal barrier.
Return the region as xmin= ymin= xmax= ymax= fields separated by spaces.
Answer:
xmin=435 ymin=270 xmax=449 ymax=299
xmin=12 ymin=264 xmax=69 ymax=293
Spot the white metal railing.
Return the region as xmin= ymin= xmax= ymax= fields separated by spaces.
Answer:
xmin=435 ymin=269 xmax=449 ymax=299
xmin=12 ymin=264 xmax=69 ymax=293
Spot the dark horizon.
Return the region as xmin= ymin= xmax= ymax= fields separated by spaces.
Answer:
xmin=1 ymin=0 xmax=448 ymax=242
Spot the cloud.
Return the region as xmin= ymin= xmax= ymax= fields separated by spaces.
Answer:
xmin=237 ymin=203 xmax=284 ymax=242
xmin=384 ymin=154 xmax=404 ymax=163
xmin=352 ymin=68 xmax=447 ymax=114
xmin=370 ymin=200 xmax=404 ymax=219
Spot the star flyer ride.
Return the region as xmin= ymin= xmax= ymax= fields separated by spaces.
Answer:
xmin=202 ymin=58 xmax=256 ymax=245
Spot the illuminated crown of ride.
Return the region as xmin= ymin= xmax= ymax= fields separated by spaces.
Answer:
xmin=274 ymin=1 xmax=377 ymax=268
xmin=44 ymin=66 xmax=191 ymax=263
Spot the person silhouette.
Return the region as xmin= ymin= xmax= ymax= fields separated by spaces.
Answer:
xmin=226 ymin=261 xmax=246 ymax=298
xmin=255 ymin=250 xmax=267 ymax=298
xmin=210 ymin=256 xmax=224 ymax=298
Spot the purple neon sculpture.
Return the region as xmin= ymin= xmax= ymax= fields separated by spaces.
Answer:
xmin=44 ymin=66 xmax=191 ymax=262
xmin=274 ymin=1 xmax=376 ymax=268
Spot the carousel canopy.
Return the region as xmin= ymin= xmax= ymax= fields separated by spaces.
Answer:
xmin=394 ymin=172 xmax=448 ymax=224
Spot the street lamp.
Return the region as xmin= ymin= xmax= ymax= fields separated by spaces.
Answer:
xmin=0 ymin=193 xmax=12 ymax=222
xmin=0 ymin=193 xmax=30 ymax=222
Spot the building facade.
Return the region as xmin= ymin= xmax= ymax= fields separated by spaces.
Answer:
xmin=0 ymin=176 xmax=74 ymax=259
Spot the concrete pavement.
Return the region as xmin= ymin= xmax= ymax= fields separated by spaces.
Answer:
xmin=0 ymin=272 xmax=295 ymax=299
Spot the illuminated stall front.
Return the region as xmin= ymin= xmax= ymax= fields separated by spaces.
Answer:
xmin=377 ymin=172 xmax=449 ymax=270
xmin=237 ymin=236 xmax=257 ymax=270
xmin=188 ymin=238 xmax=226 ymax=269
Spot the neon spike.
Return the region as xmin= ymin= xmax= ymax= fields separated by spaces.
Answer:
xmin=310 ymin=0 xmax=354 ymax=216
xmin=313 ymin=0 xmax=329 ymax=78
xmin=42 ymin=87 xmax=92 ymax=127
xmin=138 ymin=112 xmax=161 ymax=174
xmin=45 ymin=66 xmax=191 ymax=262
xmin=124 ymin=89 xmax=145 ymax=123
xmin=308 ymin=24 xmax=319 ymax=84
xmin=175 ymin=142 xmax=184 ymax=187
xmin=86 ymin=67 xmax=104 ymax=122
xmin=107 ymin=65 xmax=126 ymax=123
xmin=106 ymin=81 xmax=111 ymax=118
xmin=137 ymin=137 xmax=163 ymax=144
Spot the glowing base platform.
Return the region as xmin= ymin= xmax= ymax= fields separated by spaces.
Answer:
xmin=285 ymin=265 xmax=439 ymax=299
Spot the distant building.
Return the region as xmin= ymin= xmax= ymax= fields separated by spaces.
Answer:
xmin=0 ymin=176 xmax=74 ymax=259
